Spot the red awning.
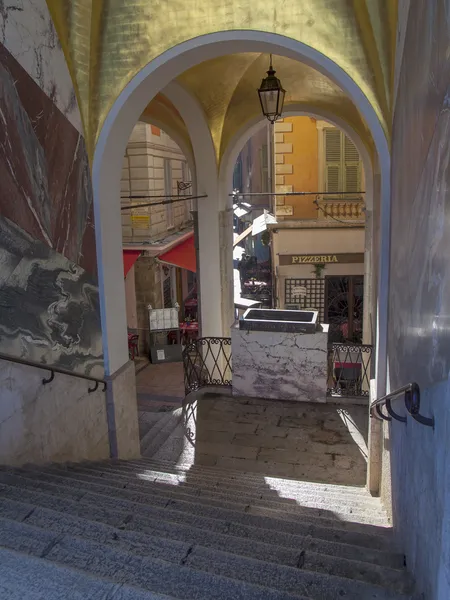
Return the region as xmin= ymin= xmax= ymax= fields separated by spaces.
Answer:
xmin=123 ymin=250 xmax=141 ymax=277
xmin=158 ymin=233 xmax=196 ymax=272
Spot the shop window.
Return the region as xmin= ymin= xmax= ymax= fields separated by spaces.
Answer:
xmin=284 ymin=278 xmax=326 ymax=321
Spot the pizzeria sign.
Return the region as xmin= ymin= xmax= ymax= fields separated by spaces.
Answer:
xmin=279 ymin=253 xmax=364 ymax=265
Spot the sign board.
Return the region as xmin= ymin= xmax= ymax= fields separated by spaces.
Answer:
xmin=148 ymin=307 xmax=179 ymax=331
xmin=279 ymin=253 xmax=364 ymax=265
xmin=291 ymin=286 xmax=307 ymax=297
xmin=131 ymin=209 xmax=150 ymax=229
xmin=275 ymin=205 xmax=294 ymax=216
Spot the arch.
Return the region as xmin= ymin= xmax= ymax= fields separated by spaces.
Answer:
xmin=219 ymin=105 xmax=374 ymax=211
xmin=218 ymin=105 xmax=376 ymax=354
xmin=92 ymin=30 xmax=390 ymax=396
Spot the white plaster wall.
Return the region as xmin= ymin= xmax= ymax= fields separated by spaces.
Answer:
xmin=0 ymin=359 xmax=110 ymax=466
xmin=0 ymin=0 xmax=82 ymax=133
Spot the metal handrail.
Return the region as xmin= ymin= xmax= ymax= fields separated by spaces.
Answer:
xmin=370 ymin=382 xmax=434 ymax=428
xmin=0 ymin=352 xmax=107 ymax=393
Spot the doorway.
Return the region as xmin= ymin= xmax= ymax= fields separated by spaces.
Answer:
xmin=325 ymin=275 xmax=364 ymax=344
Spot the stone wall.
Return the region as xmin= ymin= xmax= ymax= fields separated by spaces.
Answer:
xmin=385 ymin=2 xmax=450 ymax=597
xmin=0 ymin=359 xmax=109 ymax=466
xmin=0 ymin=3 xmax=102 ymax=377
xmin=0 ymin=1 xmax=108 ymax=466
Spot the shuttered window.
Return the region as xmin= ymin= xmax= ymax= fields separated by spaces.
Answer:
xmin=324 ymin=128 xmax=361 ymax=194
xmin=164 ymin=158 xmax=174 ymax=228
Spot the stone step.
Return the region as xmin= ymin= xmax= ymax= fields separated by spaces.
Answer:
xmin=0 ymin=470 xmax=391 ymax=543
xmin=0 ymin=490 xmax=403 ymax=571
xmin=0 ymin=516 xmax=410 ymax=599
xmin=38 ymin=464 xmax=388 ymax=525
xmin=119 ymin=457 xmax=374 ymax=496
xmin=96 ymin=461 xmax=385 ymax=514
xmin=0 ymin=499 xmax=411 ymax=593
xmin=0 ymin=474 xmax=395 ymax=554
xmin=140 ymin=410 xmax=182 ymax=458
xmin=75 ymin=461 xmax=386 ymax=512
xmin=0 ymin=546 xmax=173 ymax=600
xmin=138 ymin=411 xmax=165 ymax=440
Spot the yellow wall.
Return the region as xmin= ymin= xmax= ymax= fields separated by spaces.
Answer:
xmin=274 ymin=116 xmax=318 ymax=219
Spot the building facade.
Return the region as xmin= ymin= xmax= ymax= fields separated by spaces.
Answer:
xmin=121 ymin=123 xmax=196 ymax=353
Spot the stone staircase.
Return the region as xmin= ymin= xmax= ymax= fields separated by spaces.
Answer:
xmin=0 ymin=458 xmax=416 ymax=599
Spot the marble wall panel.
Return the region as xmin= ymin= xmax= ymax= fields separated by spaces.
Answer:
xmin=389 ymin=96 xmax=450 ymax=388
xmin=0 ymin=41 xmax=96 ymax=276
xmin=0 ymin=358 xmax=109 ymax=466
xmin=231 ymin=326 xmax=328 ymax=402
xmin=0 ymin=216 xmax=103 ymax=377
xmin=392 ymin=1 xmax=450 ymax=210
xmin=389 ymin=0 xmax=450 ymax=390
xmin=386 ymin=2 xmax=450 ymax=598
xmin=0 ymin=0 xmax=82 ymax=133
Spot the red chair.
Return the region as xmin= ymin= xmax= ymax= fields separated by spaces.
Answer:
xmin=128 ymin=333 xmax=139 ymax=360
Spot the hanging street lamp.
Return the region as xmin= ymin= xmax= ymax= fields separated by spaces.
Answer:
xmin=258 ymin=54 xmax=286 ymax=124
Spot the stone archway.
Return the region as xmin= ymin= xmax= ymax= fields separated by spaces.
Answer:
xmin=91 ymin=32 xmax=390 ymax=427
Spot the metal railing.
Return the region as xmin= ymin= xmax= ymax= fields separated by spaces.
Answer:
xmin=327 ymin=343 xmax=372 ymax=398
xmin=370 ymin=382 xmax=434 ymax=428
xmin=0 ymin=352 xmax=107 ymax=393
xmin=183 ymin=337 xmax=232 ymax=394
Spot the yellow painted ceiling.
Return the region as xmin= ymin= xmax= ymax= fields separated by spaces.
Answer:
xmin=176 ymin=53 xmax=373 ymax=163
xmin=46 ymin=0 xmax=396 ymax=160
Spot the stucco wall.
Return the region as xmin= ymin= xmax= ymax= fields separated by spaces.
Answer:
xmin=274 ymin=116 xmax=319 ymax=220
xmin=385 ymin=2 xmax=450 ymax=598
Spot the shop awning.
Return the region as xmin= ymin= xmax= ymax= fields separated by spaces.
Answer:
xmin=123 ymin=250 xmax=141 ymax=277
xmin=158 ymin=232 xmax=196 ymax=272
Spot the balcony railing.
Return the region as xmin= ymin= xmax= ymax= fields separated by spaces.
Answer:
xmin=327 ymin=343 xmax=373 ymax=398
xmin=317 ymin=196 xmax=365 ymax=221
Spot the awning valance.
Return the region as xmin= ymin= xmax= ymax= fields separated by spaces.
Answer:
xmin=158 ymin=232 xmax=196 ymax=273
xmin=123 ymin=250 xmax=141 ymax=277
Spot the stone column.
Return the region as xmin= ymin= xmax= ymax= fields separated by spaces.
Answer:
xmin=196 ymin=197 xmax=234 ymax=339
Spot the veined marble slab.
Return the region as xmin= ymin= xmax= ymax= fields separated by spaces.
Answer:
xmin=0 ymin=0 xmax=82 ymax=133
xmin=231 ymin=324 xmax=328 ymax=402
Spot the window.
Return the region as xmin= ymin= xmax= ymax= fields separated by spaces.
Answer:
xmin=164 ymin=158 xmax=174 ymax=228
xmin=324 ymin=128 xmax=361 ymax=195
xmin=182 ymin=161 xmax=192 ymax=220
xmin=233 ymin=155 xmax=243 ymax=191
xmin=259 ymin=143 xmax=269 ymax=192
xmin=284 ymin=278 xmax=326 ymax=321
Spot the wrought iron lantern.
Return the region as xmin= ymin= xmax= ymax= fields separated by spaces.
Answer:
xmin=258 ymin=55 xmax=285 ymax=124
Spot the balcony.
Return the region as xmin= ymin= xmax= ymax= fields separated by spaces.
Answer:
xmin=316 ymin=195 xmax=365 ymax=221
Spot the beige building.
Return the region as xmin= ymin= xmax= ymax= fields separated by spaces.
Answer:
xmin=120 ymin=123 xmax=196 ymax=353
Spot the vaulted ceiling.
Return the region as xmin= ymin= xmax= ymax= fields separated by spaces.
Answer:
xmin=47 ymin=0 xmax=397 ymax=161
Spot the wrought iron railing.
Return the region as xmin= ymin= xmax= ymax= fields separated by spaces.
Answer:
xmin=327 ymin=343 xmax=372 ymax=398
xmin=183 ymin=337 xmax=232 ymax=394
xmin=370 ymin=382 xmax=434 ymax=428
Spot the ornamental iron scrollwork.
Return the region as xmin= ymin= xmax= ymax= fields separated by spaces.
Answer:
xmin=182 ymin=337 xmax=232 ymax=395
xmin=327 ymin=342 xmax=372 ymax=399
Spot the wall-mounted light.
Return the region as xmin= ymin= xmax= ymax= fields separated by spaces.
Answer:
xmin=257 ymin=54 xmax=285 ymax=124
